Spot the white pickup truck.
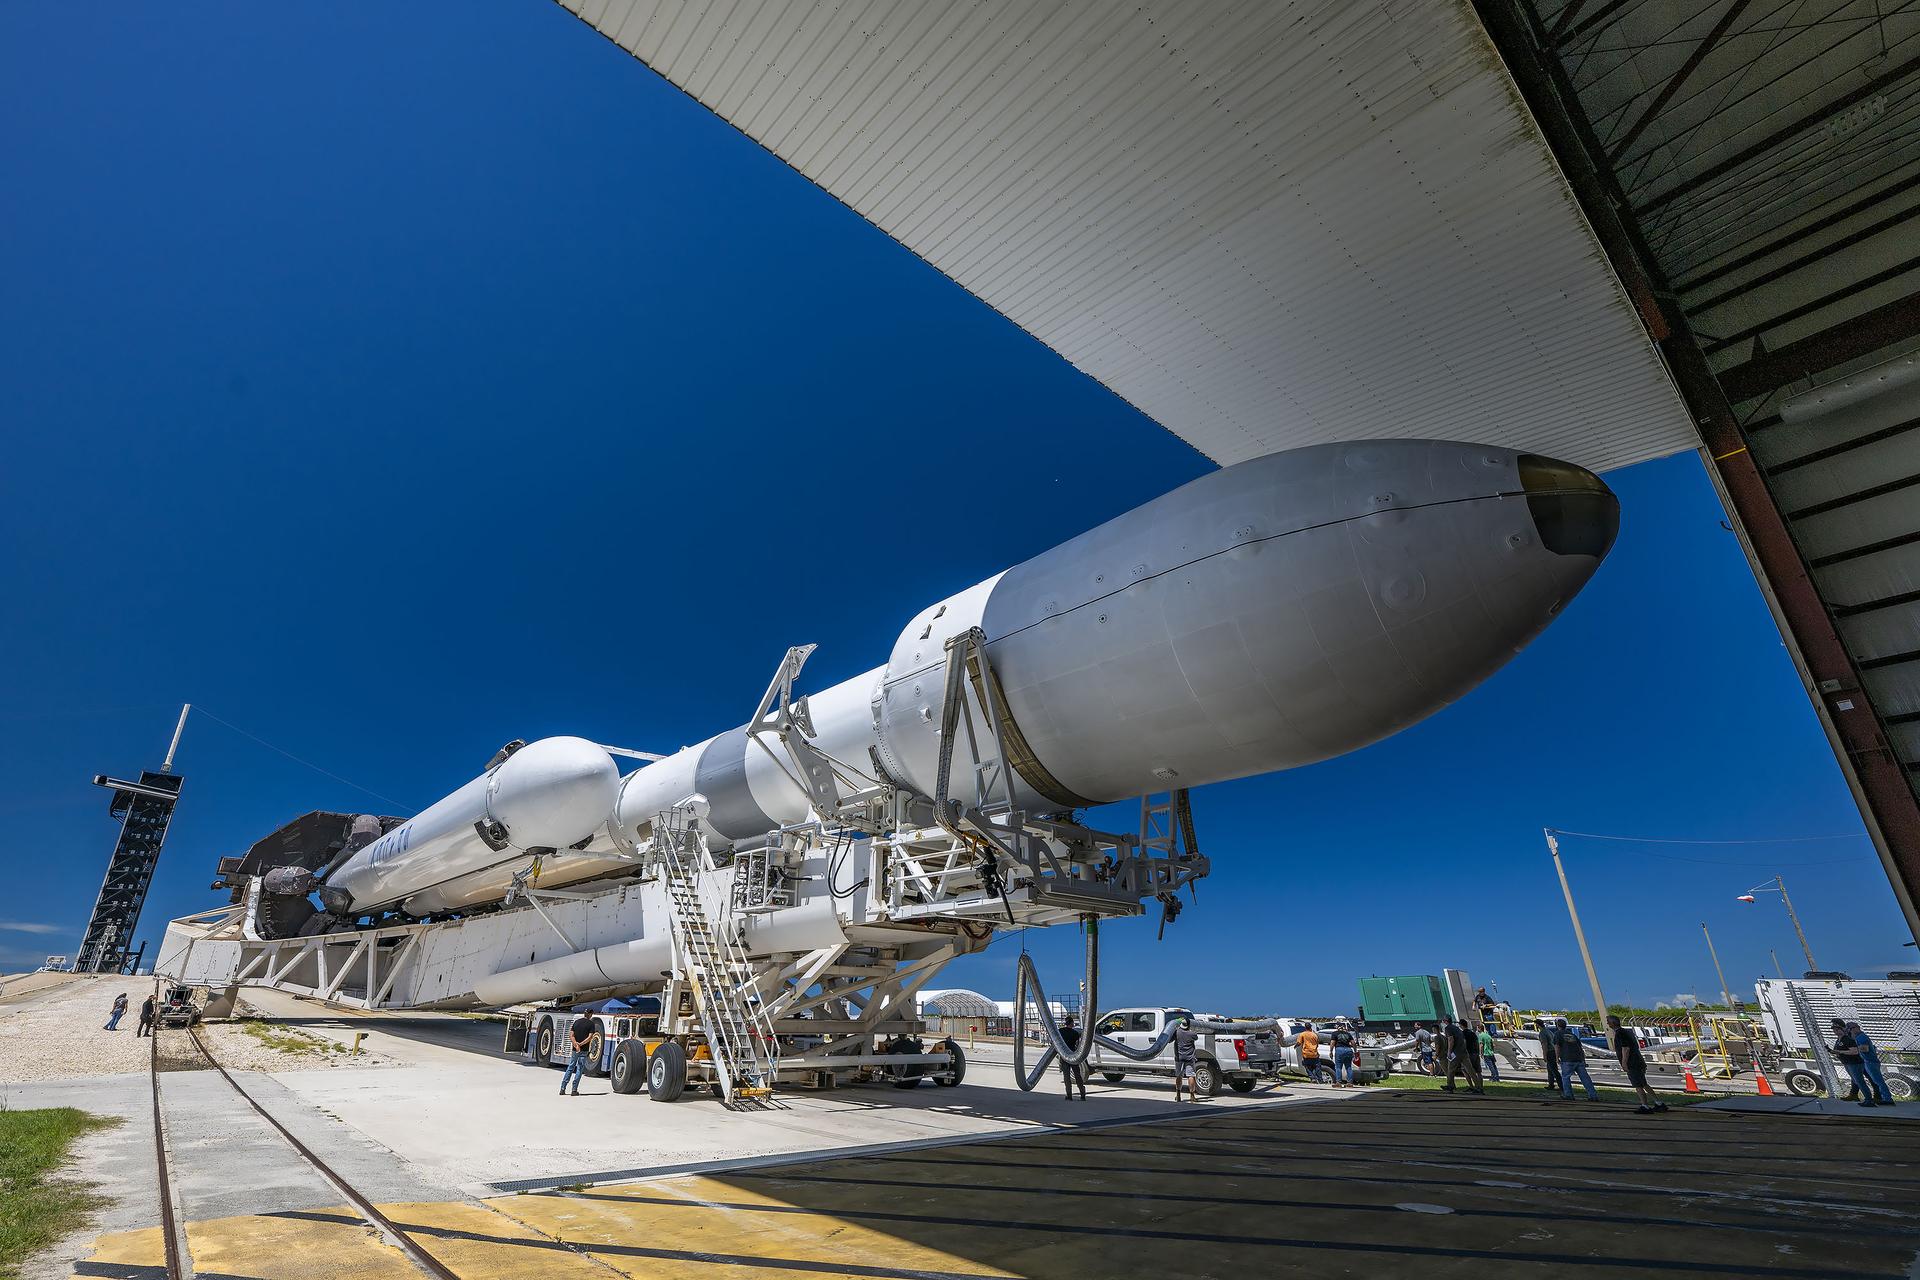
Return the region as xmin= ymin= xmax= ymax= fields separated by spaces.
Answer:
xmin=1087 ymin=1007 xmax=1281 ymax=1096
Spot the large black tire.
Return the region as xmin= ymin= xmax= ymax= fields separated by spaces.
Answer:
xmin=610 ymin=1040 xmax=646 ymax=1095
xmin=1101 ymin=1071 xmax=1127 ymax=1084
xmin=888 ymin=1035 xmax=928 ymax=1089
xmin=534 ymin=1021 xmax=556 ymax=1067
xmin=1229 ymin=1077 xmax=1257 ymax=1094
xmin=1783 ymin=1068 xmax=1824 ymax=1098
xmin=1888 ymin=1073 xmax=1916 ymax=1102
xmin=1192 ymin=1058 xmax=1220 ymax=1098
xmin=934 ymin=1039 xmax=965 ymax=1087
xmin=648 ymin=1041 xmax=688 ymax=1102
xmin=1308 ymin=1063 xmax=1334 ymax=1085
xmin=584 ymin=1020 xmax=608 ymax=1076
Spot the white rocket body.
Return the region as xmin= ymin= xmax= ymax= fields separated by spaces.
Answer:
xmin=318 ymin=439 xmax=1617 ymax=922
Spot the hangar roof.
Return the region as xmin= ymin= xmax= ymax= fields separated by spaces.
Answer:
xmin=557 ymin=0 xmax=1694 ymax=472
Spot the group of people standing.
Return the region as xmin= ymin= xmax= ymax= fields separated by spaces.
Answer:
xmin=103 ymin=991 xmax=156 ymax=1037
xmin=1414 ymin=1015 xmax=1492 ymax=1094
xmin=1832 ymin=1018 xmax=1896 ymax=1106
xmin=1294 ymin=1018 xmax=1363 ymax=1086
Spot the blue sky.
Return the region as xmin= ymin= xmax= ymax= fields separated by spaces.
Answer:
xmin=2 ymin=5 xmax=1908 ymax=1014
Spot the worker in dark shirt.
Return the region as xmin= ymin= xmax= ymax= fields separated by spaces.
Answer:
xmin=1830 ymin=1020 xmax=1878 ymax=1107
xmin=1536 ymin=1021 xmax=1562 ymax=1092
xmin=559 ymin=1013 xmax=596 ymax=1096
xmin=1172 ymin=1017 xmax=1200 ymax=1102
xmin=1555 ymin=1021 xmax=1597 ymax=1100
xmin=1329 ymin=1021 xmax=1358 ymax=1087
xmin=1455 ymin=1017 xmax=1484 ymax=1094
xmin=1608 ymin=1014 xmax=1664 ymax=1113
xmin=1439 ymin=1015 xmax=1463 ymax=1092
xmin=1058 ymin=1015 xmax=1087 ymax=1100
xmin=137 ymin=994 xmax=156 ymax=1038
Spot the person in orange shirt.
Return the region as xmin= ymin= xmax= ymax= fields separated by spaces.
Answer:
xmin=1297 ymin=1023 xmax=1322 ymax=1081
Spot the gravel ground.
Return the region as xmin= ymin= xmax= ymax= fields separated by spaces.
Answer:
xmin=0 ymin=974 xmax=396 ymax=1083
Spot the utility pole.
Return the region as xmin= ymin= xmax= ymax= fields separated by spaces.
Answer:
xmin=1775 ymin=876 xmax=1817 ymax=974
xmin=1547 ymin=830 xmax=1608 ymax=1019
xmin=1701 ymin=922 xmax=1734 ymax=1011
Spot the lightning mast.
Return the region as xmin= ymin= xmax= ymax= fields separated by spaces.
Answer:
xmin=75 ymin=705 xmax=189 ymax=975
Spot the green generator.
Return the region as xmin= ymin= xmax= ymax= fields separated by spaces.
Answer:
xmin=1357 ymin=974 xmax=1448 ymax=1024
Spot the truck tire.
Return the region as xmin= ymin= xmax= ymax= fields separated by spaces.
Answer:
xmin=1101 ymin=1071 xmax=1127 ymax=1084
xmin=1783 ymin=1068 xmax=1824 ymax=1097
xmin=934 ymin=1039 xmax=966 ymax=1087
xmin=1888 ymin=1073 xmax=1915 ymax=1102
xmin=1308 ymin=1063 xmax=1334 ymax=1085
xmin=610 ymin=1040 xmax=645 ymax=1095
xmin=888 ymin=1035 xmax=928 ymax=1088
xmin=1229 ymin=1078 xmax=1256 ymax=1093
xmin=534 ymin=1020 xmax=556 ymax=1067
xmin=648 ymin=1041 xmax=688 ymax=1101
xmin=584 ymin=1021 xmax=608 ymax=1076
xmin=1192 ymin=1058 xmax=1220 ymax=1098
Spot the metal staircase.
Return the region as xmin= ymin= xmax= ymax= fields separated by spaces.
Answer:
xmin=657 ymin=815 xmax=779 ymax=1104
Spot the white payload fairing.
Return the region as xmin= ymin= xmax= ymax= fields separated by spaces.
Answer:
xmin=314 ymin=438 xmax=1616 ymax=924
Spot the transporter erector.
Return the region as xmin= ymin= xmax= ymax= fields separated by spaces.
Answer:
xmin=162 ymin=439 xmax=1616 ymax=1102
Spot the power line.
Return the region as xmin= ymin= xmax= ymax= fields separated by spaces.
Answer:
xmin=1547 ymin=827 xmax=1872 ymax=867
xmin=194 ymin=707 xmax=416 ymax=814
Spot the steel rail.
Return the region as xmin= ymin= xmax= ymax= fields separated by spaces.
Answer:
xmin=148 ymin=1005 xmax=187 ymax=1280
xmin=177 ymin=1025 xmax=461 ymax=1280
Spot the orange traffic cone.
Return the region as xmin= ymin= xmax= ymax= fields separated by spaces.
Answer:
xmin=1754 ymin=1070 xmax=1774 ymax=1097
xmin=1683 ymin=1069 xmax=1701 ymax=1093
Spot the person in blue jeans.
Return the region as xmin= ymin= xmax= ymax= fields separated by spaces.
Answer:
xmin=104 ymin=992 xmax=129 ymax=1031
xmin=558 ymin=1013 xmax=596 ymax=1096
xmin=1330 ymin=1020 xmax=1358 ymax=1086
xmin=1554 ymin=1021 xmax=1597 ymax=1100
xmin=1478 ymin=1025 xmax=1501 ymax=1082
xmin=1847 ymin=1022 xmax=1895 ymax=1104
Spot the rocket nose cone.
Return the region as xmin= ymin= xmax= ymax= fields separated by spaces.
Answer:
xmin=1518 ymin=454 xmax=1619 ymax=560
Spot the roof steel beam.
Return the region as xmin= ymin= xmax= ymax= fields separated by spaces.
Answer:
xmin=1606 ymin=0 xmax=1754 ymax=163
xmin=1718 ymin=288 xmax=1920 ymax=401
xmin=1637 ymin=50 xmax=1920 ymax=216
xmin=1479 ymin=0 xmax=1920 ymax=943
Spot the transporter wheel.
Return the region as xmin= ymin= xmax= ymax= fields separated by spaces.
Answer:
xmin=1229 ymin=1078 xmax=1256 ymax=1094
xmin=1101 ymin=1071 xmax=1127 ymax=1084
xmin=1308 ymin=1063 xmax=1334 ymax=1085
xmin=610 ymin=1041 xmax=645 ymax=1095
xmin=934 ymin=1039 xmax=965 ymax=1087
xmin=584 ymin=1023 xmax=608 ymax=1076
xmin=648 ymin=1041 xmax=688 ymax=1102
xmin=1783 ymin=1068 xmax=1824 ymax=1097
xmin=534 ymin=1021 xmax=556 ymax=1067
xmin=1888 ymin=1074 xmax=1915 ymax=1102
xmin=887 ymin=1035 xmax=928 ymax=1089
xmin=1192 ymin=1059 xmax=1220 ymax=1098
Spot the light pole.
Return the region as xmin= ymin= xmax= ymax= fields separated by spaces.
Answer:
xmin=1738 ymin=875 xmax=1817 ymax=974
xmin=1546 ymin=830 xmax=1608 ymax=1019
xmin=1701 ymin=922 xmax=1734 ymax=1011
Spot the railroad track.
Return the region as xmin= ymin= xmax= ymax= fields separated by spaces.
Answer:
xmin=146 ymin=1017 xmax=460 ymax=1280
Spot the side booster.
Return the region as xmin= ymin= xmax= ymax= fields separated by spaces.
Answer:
xmin=321 ymin=736 xmax=620 ymax=918
xmin=614 ymin=438 xmax=1617 ymax=851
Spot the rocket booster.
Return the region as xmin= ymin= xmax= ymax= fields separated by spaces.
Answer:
xmin=321 ymin=438 xmax=1616 ymax=920
xmin=615 ymin=438 xmax=1616 ymax=850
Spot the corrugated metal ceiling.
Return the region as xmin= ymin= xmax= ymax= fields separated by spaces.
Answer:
xmin=556 ymin=0 xmax=1694 ymax=472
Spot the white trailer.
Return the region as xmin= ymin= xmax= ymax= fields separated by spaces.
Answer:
xmin=1754 ymin=976 xmax=1920 ymax=1100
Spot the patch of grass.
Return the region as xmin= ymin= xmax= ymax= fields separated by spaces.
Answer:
xmin=237 ymin=1020 xmax=345 ymax=1056
xmin=1377 ymin=1073 xmax=1704 ymax=1105
xmin=0 ymin=1107 xmax=122 ymax=1279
